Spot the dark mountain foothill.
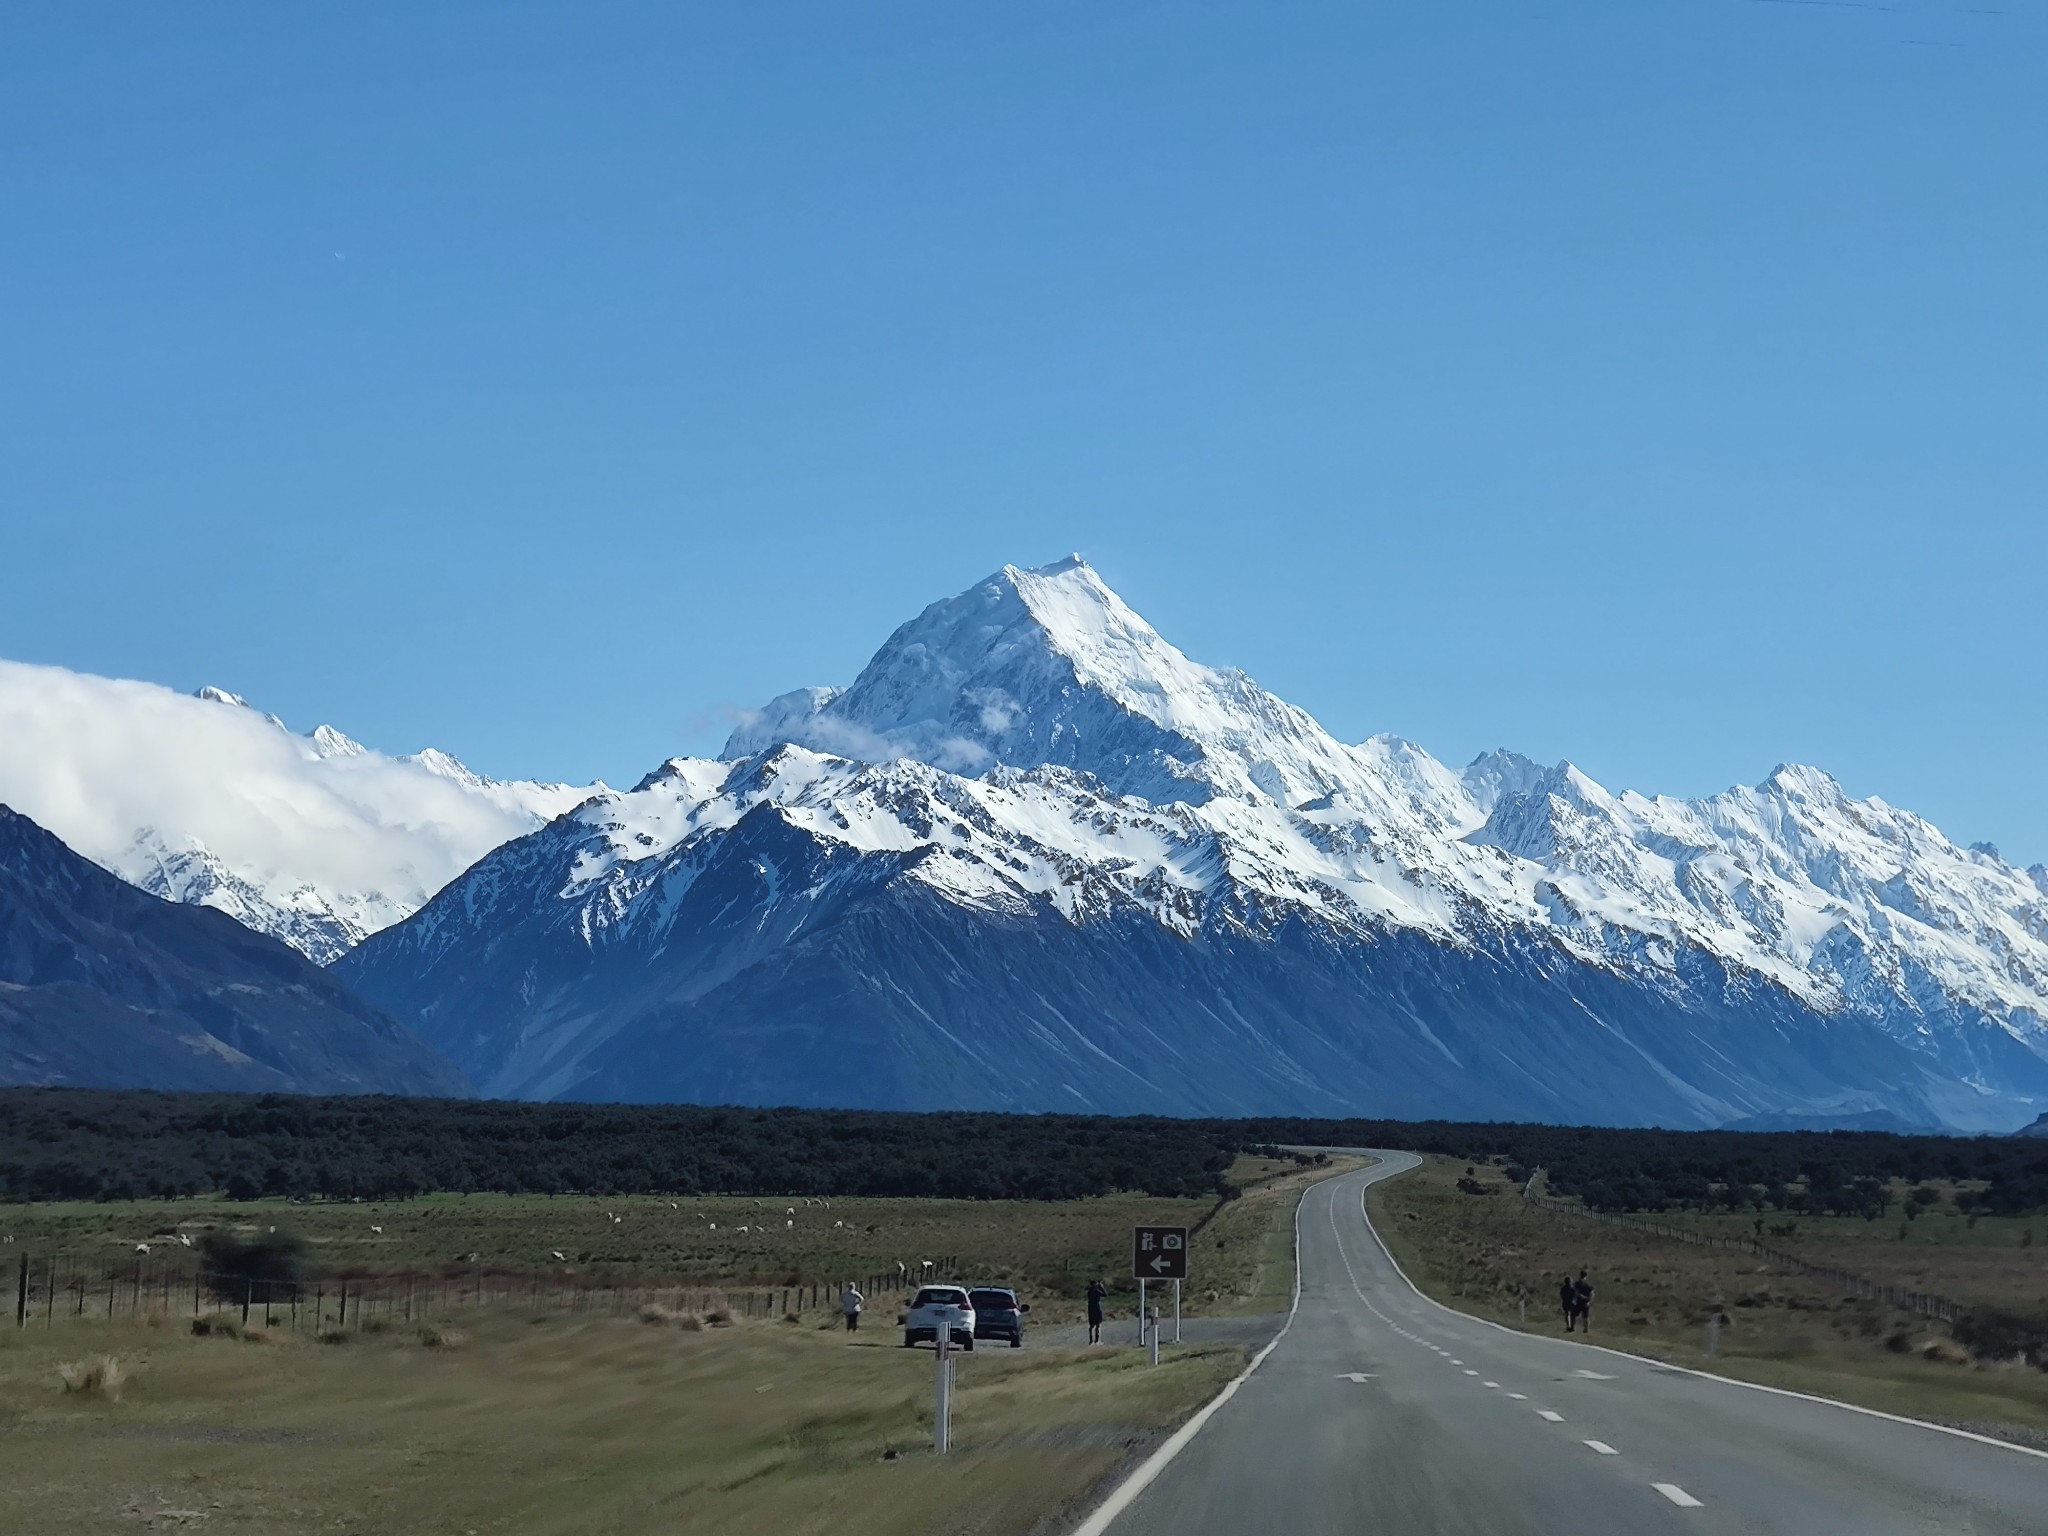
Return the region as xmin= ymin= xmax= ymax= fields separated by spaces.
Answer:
xmin=0 ymin=806 xmax=464 ymax=1097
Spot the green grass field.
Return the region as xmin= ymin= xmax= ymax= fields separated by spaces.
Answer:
xmin=1368 ymin=1156 xmax=2048 ymax=1442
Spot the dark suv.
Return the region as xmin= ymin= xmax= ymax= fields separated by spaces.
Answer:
xmin=968 ymin=1287 xmax=1028 ymax=1347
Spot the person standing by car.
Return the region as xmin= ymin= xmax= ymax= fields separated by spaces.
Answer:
xmin=1086 ymin=1278 xmax=1108 ymax=1345
xmin=840 ymin=1280 xmax=864 ymax=1332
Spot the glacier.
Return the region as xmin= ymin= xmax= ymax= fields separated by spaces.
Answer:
xmin=336 ymin=558 xmax=2048 ymax=1129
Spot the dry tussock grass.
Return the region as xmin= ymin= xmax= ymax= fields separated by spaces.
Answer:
xmin=417 ymin=1325 xmax=466 ymax=1349
xmin=57 ymin=1355 xmax=126 ymax=1399
xmin=637 ymin=1302 xmax=707 ymax=1330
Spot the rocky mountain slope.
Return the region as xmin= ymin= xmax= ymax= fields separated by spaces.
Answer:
xmin=0 ymin=662 xmax=600 ymax=961
xmin=0 ymin=806 xmax=464 ymax=1095
xmin=338 ymin=558 xmax=2048 ymax=1129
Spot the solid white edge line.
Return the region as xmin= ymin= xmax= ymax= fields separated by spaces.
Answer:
xmin=1067 ymin=1165 xmax=1346 ymax=1536
xmin=1353 ymin=1150 xmax=2048 ymax=1465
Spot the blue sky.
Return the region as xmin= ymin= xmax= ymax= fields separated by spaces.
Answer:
xmin=3 ymin=2 xmax=2043 ymax=859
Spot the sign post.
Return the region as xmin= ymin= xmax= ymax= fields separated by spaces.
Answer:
xmin=1131 ymin=1226 xmax=1189 ymax=1359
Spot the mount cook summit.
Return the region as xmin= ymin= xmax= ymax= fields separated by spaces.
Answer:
xmin=312 ymin=557 xmax=2048 ymax=1131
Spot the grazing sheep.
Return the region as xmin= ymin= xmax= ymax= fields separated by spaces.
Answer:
xmin=177 ymin=1234 xmax=193 ymax=1248
xmin=133 ymin=1243 xmax=150 ymax=1255
xmin=708 ymin=1222 xmax=717 ymax=1231
xmin=551 ymin=1250 xmax=566 ymax=1262
xmin=369 ymin=1225 xmax=384 ymax=1234
xmin=785 ymin=1219 xmax=793 ymax=1228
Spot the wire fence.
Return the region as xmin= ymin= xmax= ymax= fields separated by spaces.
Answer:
xmin=1518 ymin=1189 xmax=1969 ymax=1324
xmin=8 ymin=1250 xmax=949 ymax=1334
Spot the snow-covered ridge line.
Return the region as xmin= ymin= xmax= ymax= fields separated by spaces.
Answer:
xmin=704 ymin=557 xmax=2048 ymax=1044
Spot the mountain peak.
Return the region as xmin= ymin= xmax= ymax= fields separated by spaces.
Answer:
xmin=194 ymin=686 xmax=248 ymax=708
xmin=719 ymin=557 xmax=1368 ymax=805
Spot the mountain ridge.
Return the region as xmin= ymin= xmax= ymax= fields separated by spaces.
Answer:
xmin=338 ymin=557 xmax=2048 ymax=1129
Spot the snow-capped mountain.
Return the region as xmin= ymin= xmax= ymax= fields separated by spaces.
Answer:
xmin=339 ymin=558 xmax=2048 ymax=1130
xmin=0 ymin=660 xmax=601 ymax=962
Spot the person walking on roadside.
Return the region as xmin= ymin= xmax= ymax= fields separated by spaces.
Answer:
xmin=1086 ymin=1278 xmax=1108 ymax=1345
xmin=1558 ymin=1274 xmax=1577 ymax=1332
xmin=1572 ymin=1271 xmax=1595 ymax=1334
xmin=840 ymin=1281 xmax=864 ymax=1332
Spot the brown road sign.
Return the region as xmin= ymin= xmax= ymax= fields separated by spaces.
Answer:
xmin=1132 ymin=1224 xmax=1189 ymax=1280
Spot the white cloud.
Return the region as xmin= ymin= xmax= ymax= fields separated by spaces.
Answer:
xmin=0 ymin=658 xmax=590 ymax=929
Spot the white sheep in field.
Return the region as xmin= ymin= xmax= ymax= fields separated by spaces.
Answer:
xmin=785 ymin=1207 xmax=794 ymax=1216
xmin=369 ymin=1224 xmax=383 ymax=1234
xmin=737 ymin=1225 xmax=750 ymax=1234
xmin=177 ymin=1234 xmax=193 ymax=1248
xmin=670 ymin=1201 xmax=678 ymax=1209
xmin=708 ymin=1222 xmax=717 ymax=1231
xmin=551 ymin=1250 xmax=566 ymax=1262
xmin=134 ymin=1242 xmax=151 ymax=1255
xmin=785 ymin=1219 xmax=793 ymax=1228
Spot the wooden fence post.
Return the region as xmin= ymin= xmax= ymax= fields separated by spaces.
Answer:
xmin=14 ymin=1254 xmax=25 ymax=1328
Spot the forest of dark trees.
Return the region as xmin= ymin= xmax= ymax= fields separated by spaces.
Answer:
xmin=0 ymin=1090 xmax=1240 ymax=1203
xmin=2 ymin=1090 xmax=2045 ymax=1214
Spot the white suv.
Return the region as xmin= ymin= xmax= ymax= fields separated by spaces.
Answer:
xmin=902 ymin=1285 xmax=976 ymax=1350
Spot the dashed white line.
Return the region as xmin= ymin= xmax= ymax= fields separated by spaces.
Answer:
xmin=1506 ymin=1393 xmax=1528 ymax=1401
xmin=1450 ymin=1359 xmax=1464 ymax=1365
xmin=1653 ymin=1484 xmax=1703 ymax=1508
xmin=1463 ymin=1369 xmax=1479 ymax=1376
xmin=1483 ymin=1381 xmax=1500 ymax=1389
xmin=1584 ymin=1440 xmax=1618 ymax=1456
xmin=1537 ymin=1410 xmax=1564 ymax=1423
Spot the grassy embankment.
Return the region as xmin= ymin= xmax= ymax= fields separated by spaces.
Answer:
xmin=0 ymin=1157 xmax=1348 ymax=1534
xmin=1367 ymin=1155 xmax=2048 ymax=1440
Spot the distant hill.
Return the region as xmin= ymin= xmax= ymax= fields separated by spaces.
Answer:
xmin=0 ymin=805 xmax=464 ymax=1096
xmin=2018 ymin=1114 xmax=2048 ymax=1139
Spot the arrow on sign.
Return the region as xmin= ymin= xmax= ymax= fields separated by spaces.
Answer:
xmin=1148 ymin=1255 xmax=1174 ymax=1274
xmin=1334 ymin=1373 xmax=1378 ymax=1382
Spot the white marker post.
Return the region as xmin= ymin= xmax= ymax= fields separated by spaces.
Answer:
xmin=934 ymin=1309 xmax=955 ymax=1453
xmin=1148 ymin=1306 xmax=1160 ymax=1366
xmin=1173 ymin=1278 xmax=1181 ymax=1344
xmin=1706 ymin=1314 xmax=1721 ymax=1360
xmin=1137 ymin=1278 xmax=1146 ymax=1349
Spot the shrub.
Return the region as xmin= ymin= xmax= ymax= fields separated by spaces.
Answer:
xmin=417 ymin=1325 xmax=465 ymax=1349
xmin=190 ymin=1315 xmax=242 ymax=1340
xmin=199 ymin=1229 xmax=305 ymax=1304
xmin=1951 ymin=1308 xmax=2048 ymax=1368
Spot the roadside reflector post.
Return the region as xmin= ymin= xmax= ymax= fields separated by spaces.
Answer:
xmin=1706 ymin=1314 xmax=1721 ymax=1359
xmin=1173 ymin=1278 xmax=1181 ymax=1344
xmin=934 ymin=1309 xmax=955 ymax=1454
xmin=1137 ymin=1278 xmax=1146 ymax=1349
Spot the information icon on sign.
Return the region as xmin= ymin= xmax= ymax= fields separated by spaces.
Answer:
xmin=1131 ymin=1224 xmax=1190 ymax=1280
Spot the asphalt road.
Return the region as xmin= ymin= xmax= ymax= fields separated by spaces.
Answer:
xmin=1099 ymin=1153 xmax=2048 ymax=1536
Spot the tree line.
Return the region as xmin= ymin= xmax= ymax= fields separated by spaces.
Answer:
xmin=2 ymin=1091 xmax=2043 ymax=1214
xmin=1226 ymin=1117 xmax=2048 ymax=1216
xmin=0 ymin=1089 xmax=1239 ymax=1203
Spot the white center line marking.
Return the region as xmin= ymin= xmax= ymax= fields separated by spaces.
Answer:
xmin=1463 ymin=1369 xmax=1479 ymax=1376
xmin=1450 ymin=1359 xmax=1464 ymax=1365
xmin=1506 ymin=1393 xmax=1528 ymax=1400
xmin=1574 ymin=1370 xmax=1618 ymax=1380
xmin=1584 ymin=1440 xmax=1619 ymax=1455
xmin=1537 ymin=1410 xmax=1564 ymax=1423
xmin=1653 ymin=1484 xmax=1703 ymax=1508
xmin=1483 ymin=1381 xmax=1500 ymax=1389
